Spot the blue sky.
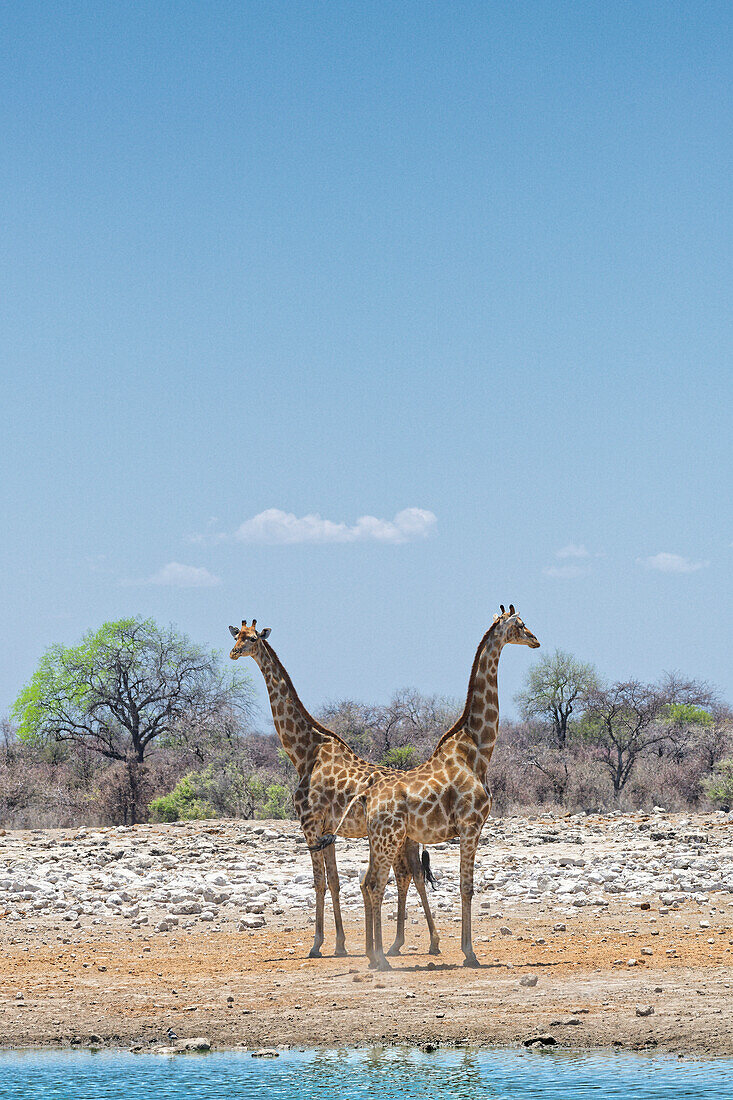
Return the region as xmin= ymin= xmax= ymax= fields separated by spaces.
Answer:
xmin=2 ymin=1 xmax=731 ymax=726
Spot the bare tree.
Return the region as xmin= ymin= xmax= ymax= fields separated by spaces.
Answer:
xmin=371 ymin=688 xmax=458 ymax=761
xmin=582 ymin=680 xmax=673 ymax=797
xmin=318 ymin=690 xmax=459 ymax=762
xmin=317 ymin=699 xmax=382 ymax=758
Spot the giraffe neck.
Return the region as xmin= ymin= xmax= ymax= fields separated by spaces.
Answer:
xmin=462 ymin=628 xmax=504 ymax=768
xmin=251 ymin=641 xmax=317 ymax=773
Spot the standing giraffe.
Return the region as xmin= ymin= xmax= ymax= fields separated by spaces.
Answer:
xmin=228 ymin=620 xmax=440 ymax=959
xmin=316 ymin=606 xmax=539 ymax=970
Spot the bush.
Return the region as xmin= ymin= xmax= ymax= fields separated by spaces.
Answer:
xmin=258 ymin=784 xmax=292 ymax=819
xmin=149 ymin=774 xmax=215 ymax=822
xmin=705 ymin=760 xmax=733 ymax=811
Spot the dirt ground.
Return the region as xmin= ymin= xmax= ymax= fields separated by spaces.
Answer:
xmin=2 ymin=899 xmax=732 ymax=1055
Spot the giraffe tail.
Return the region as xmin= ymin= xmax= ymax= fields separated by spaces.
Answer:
xmin=421 ymin=848 xmax=437 ymax=889
xmin=308 ymin=834 xmax=337 ymax=852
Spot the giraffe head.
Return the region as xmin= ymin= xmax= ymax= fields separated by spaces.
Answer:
xmin=494 ymin=605 xmax=540 ymax=648
xmin=228 ymin=619 xmax=271 ymax=660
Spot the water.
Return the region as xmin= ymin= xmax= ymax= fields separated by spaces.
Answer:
xmin=0 ymin=1048 xmax=731 ymax=1099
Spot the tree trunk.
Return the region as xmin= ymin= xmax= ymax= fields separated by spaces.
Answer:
xmin=613 ymin=747 xmax=623 ymax=798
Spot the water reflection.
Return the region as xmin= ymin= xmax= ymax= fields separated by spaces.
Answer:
xmin=304 ymin=1046 xmax=490 ymax=1097
xmin=1 ymin=1047 xmax=732 ymax=1100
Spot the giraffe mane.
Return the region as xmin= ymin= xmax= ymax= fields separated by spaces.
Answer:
xmin=428 ymin=616 xmax=503 ymax=756
xmin=260 ymin=639 xmax=356 ymax=753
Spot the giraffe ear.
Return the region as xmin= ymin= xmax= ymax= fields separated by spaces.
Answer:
xmin=258 ymin=627 xmax=271 ymax=639
xmin=228 ymin=625 xmax=239 ymax=639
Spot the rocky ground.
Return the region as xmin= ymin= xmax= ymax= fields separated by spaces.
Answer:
xmin=1 ymin=811 xmax=732 ymax=1055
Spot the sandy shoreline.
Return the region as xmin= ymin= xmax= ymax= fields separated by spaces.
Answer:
xmin=1 ymin=815 xmax=732 ymax=1055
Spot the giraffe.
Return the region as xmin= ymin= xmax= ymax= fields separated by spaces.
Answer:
xmin=315 ymin=606 xmax=539 ymax=970
xmin=228 ymin=620 xmax=440 ymax=959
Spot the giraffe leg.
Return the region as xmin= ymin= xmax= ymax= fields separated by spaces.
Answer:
xmin=323 ymin=843 xmax=348 ymax=956
xmin=412 ymin=861 xmax=440 ymax=955
xmin=459 ymin=833 xmax=480 ymax=967
xmin=368 ymin=859 xmax=393 ymax=972
xmin=303 ymin=827 xmax=327 ymax=959
xmin=386 ymin=857 xmax=409 ymax=956
xmin=360 ymin=867 xmax=375 ymax=963
xmin=389 ymin=840 xmax=440 ymax=956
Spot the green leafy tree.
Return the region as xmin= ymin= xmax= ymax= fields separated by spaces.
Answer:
xmin=13 ymin=617 xmax=254 ymax=764
xmin=664 ymin=703 xmax=713 ymax=727
xmin=381 ymin=745 xmax=418 ymax=770
xmin=12 ymin=618 xmax=254 ymax=824
xmin=515 ymin=649 xmax=599 ymax=749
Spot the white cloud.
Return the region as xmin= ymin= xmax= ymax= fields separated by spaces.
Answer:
xmin=543 ymin=542 xmax=593 ymax=578
xmin=555 ymin=543 xmax=590 ymax=560
xmin=145 ymin=562 xmax=221 ymax=587
xmin=639 ymin=552 xmax=709 ymax=575
xmin=232 ymin=507 xmax=437 ymax=545
xmin=543 ymin=563 xmax=591 ymax=579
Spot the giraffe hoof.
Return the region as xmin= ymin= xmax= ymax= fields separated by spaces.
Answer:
xmin=428 ymin=945 xmax=441 ymax=956
xmin=385 ymin=944 xmax=402 ymax=957
xmin=375 ymin=958 xmax=392 ymax=972
xmin=462 ymin=954 xmax=481 ymax=968
xmin=334 ymin=946 xmax=348 ymax=958
xmin=308 ymin=947 xmax=323 ymax=959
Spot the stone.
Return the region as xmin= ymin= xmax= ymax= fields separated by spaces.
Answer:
xmin=238 ymin=915 xmax=265 ymax=930
xmin=519 ymin=975 xmax=538 ymax=987
xmin=635 ymin=1005 xmax=655 ymax=1017
xmin=173 ymin=1037 xmax=211 ymax=1052
xmin=171 ymin=902 xmax=202 ymax=916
